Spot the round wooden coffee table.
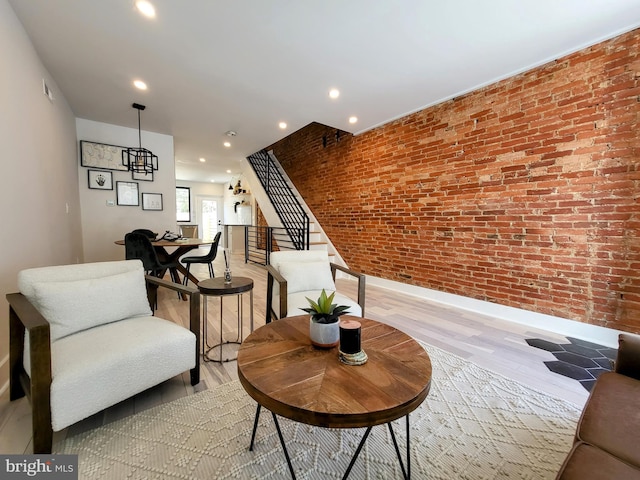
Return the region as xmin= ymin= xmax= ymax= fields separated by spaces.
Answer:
xmin=237 ymin=315 xmax=432 ymax=479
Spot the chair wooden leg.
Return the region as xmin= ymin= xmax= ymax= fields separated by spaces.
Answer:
xmin=28 ymin=315 xmax=53 ymax=454
xmin=32 ymin=409 xmax=53 ymax=454
xmin=188 ymin=290 xmax=200 ymax=385
xmin=183 ymin=265 xmax=191 ymax=285
xmin=9 ymin=310 xmax=26 ymax=402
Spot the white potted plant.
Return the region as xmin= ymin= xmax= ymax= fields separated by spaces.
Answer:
xmin=302 ymin=289 xmax=350 ymax=348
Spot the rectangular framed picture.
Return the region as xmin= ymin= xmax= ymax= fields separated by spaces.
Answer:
xmin=116 ymin=181 xmax=139 ymax=206
xmin=132 ymin=169 xmax=154 ymax=182
xmin=142 ymin=193 xmax=163 ymax=211
xmin=80 ymin=140 xmax=128 ymax=171
xmin=87 ymin=170 xmax=113 ymax=190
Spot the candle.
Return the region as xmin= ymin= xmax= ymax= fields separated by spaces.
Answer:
xmin=339 ymin=319 xmax=361 ymax=354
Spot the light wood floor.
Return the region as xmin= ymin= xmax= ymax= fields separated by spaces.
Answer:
xmin=0 ymin=250 xmax=590 ymax=454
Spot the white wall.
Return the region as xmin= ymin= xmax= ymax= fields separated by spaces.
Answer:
xmin=223 ymin=174 xmax=253 ymax=225
xmin=0 ymin=0 xmax=82 ymax=390
xmin=176 ymin=178 xmax=259 ymax=236
xmin=176 ymin=180 xmax=224 ymax=226
xmin=76 ymin=118 xmax=176 ymax=263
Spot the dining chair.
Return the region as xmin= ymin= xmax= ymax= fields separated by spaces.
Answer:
xmin=131 ymin=228 xmax=158 ymax=240
xmin=181 ymin=231 xmax=222 ymax=285
xmin=124 ymin=232 xmax=180 ymax=284
xmin=180 ymin=225 xmax=198 ymax=238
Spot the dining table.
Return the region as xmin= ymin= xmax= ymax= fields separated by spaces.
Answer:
xmin=115 ymin=237 xmax=211 ymax=288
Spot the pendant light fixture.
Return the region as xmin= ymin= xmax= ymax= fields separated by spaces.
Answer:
xmin=122 ymin=103 xmax=158 ymax=174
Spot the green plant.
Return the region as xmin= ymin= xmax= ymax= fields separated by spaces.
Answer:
xmin=302 ymin=289 xmax=350 ymax=324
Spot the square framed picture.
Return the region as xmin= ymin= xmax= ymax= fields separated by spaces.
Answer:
xmin=116 ymin=181 xmax=139 ymax=206
xmin=87 ymin=170 xmax=113 ymax=190
xmin=142 ymin=193 xmax=163 ymax=211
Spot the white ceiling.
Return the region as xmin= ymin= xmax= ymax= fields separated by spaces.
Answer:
xmin=9 ymin=0 xmax=640 ymax=183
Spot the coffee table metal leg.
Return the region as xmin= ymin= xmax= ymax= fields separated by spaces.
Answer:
xmin=271 ymin=413 xmax=297 ymax=480
xmin=387 ymin=414 xmax=410 ymax=480
xmin=249 ymin=404 xmax=261 ymax=451
xmin=407 ymin=414 xmax=410 ymax=479
xmin=219 ymin=296 xmax=223 ymax=362
xmin=248 ymin=409 xmax=410 ymax=480
xmin=341 ymin=426 xmax=373 ymax=480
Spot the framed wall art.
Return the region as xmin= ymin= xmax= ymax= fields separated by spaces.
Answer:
xmin=87 ymin=170 xmax=113 ymax=190
xmin=142 ymin=193 xmax=163 ymax=211
xmin=80 ymin=140 xmax=128 ymax=171
xmin=116 ymin=181 xmax=139 ymax=206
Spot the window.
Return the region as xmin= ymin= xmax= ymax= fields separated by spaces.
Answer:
xmin=176 ymin=187 xmax=191 ymax=222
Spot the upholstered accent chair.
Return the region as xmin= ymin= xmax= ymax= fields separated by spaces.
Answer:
xmin=8 ymin=260 xmax=200 ymax=453
xmin=265 ymin=250 xmax=365 ymax=323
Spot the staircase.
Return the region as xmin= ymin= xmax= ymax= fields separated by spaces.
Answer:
xmin=245 ymin=150 xmax=335 ymax=264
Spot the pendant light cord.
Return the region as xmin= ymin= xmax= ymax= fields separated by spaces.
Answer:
xmin=138 ymin=109 xmax=142 ymax=149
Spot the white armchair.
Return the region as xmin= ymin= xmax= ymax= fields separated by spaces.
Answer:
xmin=266 ymin=250 xmax=365 ymax=323
xmin=8 ymin=260 xmax=200 ymax=453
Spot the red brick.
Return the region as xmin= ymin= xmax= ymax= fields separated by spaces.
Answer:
xmin=268 ymin=29 xmax=640 ymax=333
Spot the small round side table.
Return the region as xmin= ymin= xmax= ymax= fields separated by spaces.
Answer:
xmin=198 ymin=276 xmax=254 ymax=363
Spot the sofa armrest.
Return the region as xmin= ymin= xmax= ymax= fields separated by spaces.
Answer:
xmin=266 ymin=265 xmax=287 ymax=323
xmin=614 ymin=333 xmax=640 ymax=380
xmin=6 ymin=292 xmax=53 ymax=453
xmin=330 ymin=263 xmax=366 ymax=317
xmin=145 ymin=274 xmax=199 ymax=297
xmin=144 ymin=275 xmax=200 ymax=385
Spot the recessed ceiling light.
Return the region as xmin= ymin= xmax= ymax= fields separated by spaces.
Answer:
xmin=133 ymin=79 xmax=147 ymax=90
xmin=135 ymin=0 xmax=156 ymax=18
xmin=223 ymin=141 xmax=231 ymax=148
xmin=349 ymin=116 xmax=358 ymax=124
xmin=329 ymin=89 xmax=340 ymax=99
xmin=210 ymin=179 xmax=215 ymax=183
xmin=279 ymin=122 xmax=287 ymax=129
xmin=199 ymin=157 xmax=206 ymax=163
xmin=226 ymin=170 xmax=232 ymax=174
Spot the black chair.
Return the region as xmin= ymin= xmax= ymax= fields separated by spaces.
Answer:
xmin=131 ymin=228 xmax=158 ymax=241
xmin=124 ymin=232 xmax=180 ymax=283
xmin=181 ymin=232 xmax=222 ymax=285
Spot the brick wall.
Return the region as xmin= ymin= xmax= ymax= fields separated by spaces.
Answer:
xmin=268 ymin=29 xmax=640 ymax=333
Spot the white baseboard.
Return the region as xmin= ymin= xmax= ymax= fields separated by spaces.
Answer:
xmin=365 ymin=275 xmax=621 ymax=348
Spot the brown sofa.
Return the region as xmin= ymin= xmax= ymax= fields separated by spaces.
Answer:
xmin=556 ymin=333 xmax=640 ymax=479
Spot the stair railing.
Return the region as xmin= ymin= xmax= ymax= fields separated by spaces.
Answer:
xmin=246 ymin=150 xmax=309 ymax=251
xmin=244 ymin=226 xmax=303 ymax=265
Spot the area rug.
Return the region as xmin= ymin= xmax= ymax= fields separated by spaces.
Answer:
xmin=55 ymin=342 xmax=581 ymax=479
